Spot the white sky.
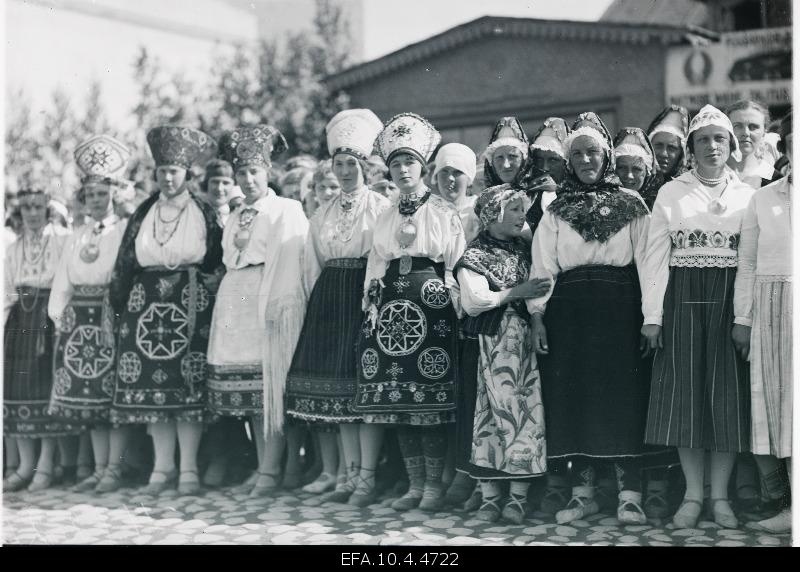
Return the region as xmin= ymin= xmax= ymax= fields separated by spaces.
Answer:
xmin=2 ymin=0 xmax=614 ymax=130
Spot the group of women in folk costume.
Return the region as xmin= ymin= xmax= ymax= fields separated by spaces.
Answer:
xmin=4 ymin=101 xmax=792 ymax=535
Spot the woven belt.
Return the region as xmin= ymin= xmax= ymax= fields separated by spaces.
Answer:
xmin=326 ymin=258 xmax=368 ymax=269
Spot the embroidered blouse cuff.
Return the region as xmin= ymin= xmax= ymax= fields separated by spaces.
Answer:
xmin=733 ymin=317 xmax=753 ymax=327
xmin=643 ymin=316 xmax=663 ymax=327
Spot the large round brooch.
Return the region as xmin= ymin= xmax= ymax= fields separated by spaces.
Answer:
xmin=396 ymin=220 xmax=418 ymax=248
xmin=708 ymin=199 xmax=727 ymax=215
xmin=80 ymin=244 xmax=100 ymax=263
xmin=234 ymin=230 xmax=251 ymax=250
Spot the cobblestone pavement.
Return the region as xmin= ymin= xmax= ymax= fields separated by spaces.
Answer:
xmin=2 ymin=484 xmax=791 ymax=546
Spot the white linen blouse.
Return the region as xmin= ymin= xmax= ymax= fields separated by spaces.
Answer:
xmin=48 ymin=214 xmax=125 ymax=322
xmin=526 ymin=192 xmax=650 ymax=315
xmin=733 ymin=176 xmax=792 ymax=326
xmin=305 ymin=186 xmax=390 ymax=291
xmin=640 ymin=170 xmax=756 ymax=326
xmin=135 ymin=191 xmax=207 ymax=268
xmin=364 ymin=191 xmax=467 ymax=294
xmin=4 ymin=223 xmax=70 ymax=322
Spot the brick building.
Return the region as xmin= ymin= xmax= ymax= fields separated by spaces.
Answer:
xmin=326 ymin=16 xmax=717 ymax=151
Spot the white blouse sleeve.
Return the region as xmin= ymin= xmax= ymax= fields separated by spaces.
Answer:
xmin=527 ymin=211 xmax=560 ymax=315
xmin=48 ymin=233 xmax=76 ymax=323
xmin=303 ymin=223 xmax=323 ymax=297
xmin=641 ymin=193 xmax=673 ymax=326
xmin=4 ymin=247 xmax=18 ymax=324
xmin=630 ymin=214 xmax=651 ymax=294
xmin=457 ymin=268 xmax=512 ymax=317
xmin=733 ymin=195 xmax=759 ymax=327
xmin=443 ymin=212 xmax=466 ymax=291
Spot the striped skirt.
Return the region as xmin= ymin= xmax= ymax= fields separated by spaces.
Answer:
xmin=4 ymin=288 xmax=77 ymax=437
xmin=539 ymin=265 xmax=649 ymax=458
xmin=285 ymin=258 xmax=367 ymax=424
xmin=749 ymin=276 xmax=792 ymax=458
xmin=645 ymin=266 xmax=750 ymax=452
xmin=48 ymin=285 xmax=116 ymax=425
xmin=206 ymin=265 xmax=264 ymax=418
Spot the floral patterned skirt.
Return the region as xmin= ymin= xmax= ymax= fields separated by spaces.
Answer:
xmin=109 ymin=267 xmax=212 ymax=424
xmin=4 ymin=288 xmax=78 ymax=437
xmin=465 ymin=310 xmax=546 ymax=479
xmin=285 ymin=259 xmax=367 ymax=424
xmin=48 ymin=285 xmax=116 ymax=425
xmin=354 ymin=257 xmax=458 ymax=426
xmin=206 ymin=265 xmax=264 ymax=418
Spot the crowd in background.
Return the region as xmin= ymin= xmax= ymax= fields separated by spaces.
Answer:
xmin=2 ymin=98 xmax=793 ymax=536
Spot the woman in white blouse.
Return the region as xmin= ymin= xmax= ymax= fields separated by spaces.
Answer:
xmin=108 ymin=125 xmax=222 ymax=497
xmin=3 ymin=189 xmax=72 ymax=493
xmin=208 ymin=124 xmax=309 ymax=498
xmin=641 ymin=105 xmax=756 ymax=529
xmin=355 ymin=113 xmax=466 ymax=512
xmin=529 ymin=112 xmax=651 ymax=525
xmin=46 ymin=135 xmax=130 ymax=493
xmin=733 ymin=111 xmax=793 ymax=534
xmin=286 ymin=110 xmax=390 ymax=504
xmin=726 ymin=100 xmax=781 ymax=189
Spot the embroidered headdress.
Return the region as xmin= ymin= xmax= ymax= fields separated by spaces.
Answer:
xmin=530 ymin=117 xmax=570 ymax=160
xmin=648 ymin=105 xmax=689 ymax=143
xmin=613 ymin=127 xmax=656 ymax=174
xmin=547 ymin=112 xmax=648 ymax=243
xmin=326 ymin=109 xmax=383 ymax=161
xmin=218 ymin=125 xmax=288 ymax=170
xmin=688 ymin=104 xmax=742 ymax=162
xmin=564 ymin=112 xmax=613 ymax=160
xmin=375 ymin=113 xmax=441 ymax=166
xmin=146 ymin=125 xmax=216 ymax=169
xmin=75 ymin=134 xmax=132 ymax=186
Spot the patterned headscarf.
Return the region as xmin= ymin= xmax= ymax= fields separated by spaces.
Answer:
xmin=548 ymin=112 xmax=648 ymax=243
xmin=474 ymin=183 xmax=530 ymax=230
xmin=454 ymin=187 xmax=532 ymax=327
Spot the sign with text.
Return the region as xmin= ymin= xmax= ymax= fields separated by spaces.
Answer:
xmin=666 ymin=27 xmax=791 ymax=110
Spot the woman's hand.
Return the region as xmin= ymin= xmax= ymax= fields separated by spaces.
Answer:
xmin=640 ymin=324 xmax=663 ymax=357
xmin=731 ymin=324 xmax=752 ymax=361
xmin=511 ymin=278 xmax=551 ymax=300
xmin=531 ymin=314 xmax=549 ymax=354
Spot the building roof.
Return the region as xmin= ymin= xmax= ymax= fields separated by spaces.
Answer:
xmin=326 ymin=15 xmax=717 ymax=91
xmin=601 ymin=0 xmax=711 ymax=28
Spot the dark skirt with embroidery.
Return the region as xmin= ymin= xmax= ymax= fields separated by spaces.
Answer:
xmin=285 ymin=258 xmax=367 ymax=424
xmin=645 ymin=266 xmax=750 ymax=452
xmin=4 ymin=287 xmax=78 ymax=437
xmin=109 ymin=266 xmax=213 ymax=424
xmin=48 ymin=285 xmax=116 ymax=425
xmin=354 ymin=257 xmax=458 ymax=426
xmin=539 ymin=265 xmax=651 ymax=459
xmin=206 ymin=265 xmax=264 ymax=418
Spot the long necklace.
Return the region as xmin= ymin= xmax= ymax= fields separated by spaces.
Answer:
xmin=396 ymin=189 xmax=431 ymax=275
xmin=153 ymin=201 xmax=188 ymax=247
xmin=18 ymin=229 xmax=49 ymax=313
